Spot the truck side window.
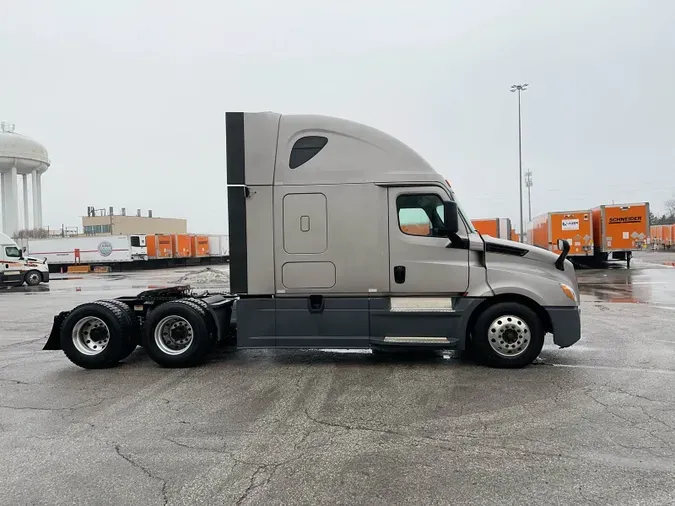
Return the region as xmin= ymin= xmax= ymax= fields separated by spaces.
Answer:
xmin=5 ymin=246 xmax=21 ymax=258
xmin=397 ymin=194 xmax=445 ymax=237
xmin=289 ymin=136 xmax=328 ymax=169
xmin=130 ymin=236 xmax=141 ymax=247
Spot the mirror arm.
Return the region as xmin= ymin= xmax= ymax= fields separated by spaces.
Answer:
xmin=445 ymin=232 xmax=469 ymax=249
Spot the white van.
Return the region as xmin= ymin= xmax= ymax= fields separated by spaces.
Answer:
xmin=0 ymin=233 xmax=50 ymax=286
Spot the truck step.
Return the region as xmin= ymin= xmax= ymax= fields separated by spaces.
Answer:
xmin=382 ymin=336 xmax=460 ymax=346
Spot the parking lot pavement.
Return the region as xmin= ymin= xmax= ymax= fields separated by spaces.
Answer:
xmin=1 ymin=263 xmax=675 ymax=505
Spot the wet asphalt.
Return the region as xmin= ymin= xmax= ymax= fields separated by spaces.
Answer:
xmin=1 ymin=253 xmax=675 ymax=505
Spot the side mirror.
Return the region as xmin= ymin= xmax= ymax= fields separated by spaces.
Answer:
xmin=441 ymin=201 xmax=459 ymax=236
xmin=555 ymin=239 xmax=571 ymax=271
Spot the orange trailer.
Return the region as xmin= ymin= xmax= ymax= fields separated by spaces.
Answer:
xmin=526 ymin=210 xmax=593 ymax=257
xmin=591 ymin=202 xmax=650 ymax=268
xmin=146 ymin=234 xmax=174 ymax=259
xmin=190 ymin=235 xmax=210 ymax=257
xmin=471 ymin=218 xmax=513 ymax=239
xmin=172 ymin=234 xmax=193 ymax=258
xmin=650 ymin=225 xmax=663 ymax=248
xmin=651 ymin=224 xmax=674 ymax=249
xmin=661 ymin=225 xmax=673 ymax=249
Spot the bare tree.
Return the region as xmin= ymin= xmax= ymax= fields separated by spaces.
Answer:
xmin=666 ymin=197 xmax=675 ymax=217
xmin=12 ymin=228 xmax=51 ymax=239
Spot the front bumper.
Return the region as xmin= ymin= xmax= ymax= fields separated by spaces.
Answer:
xmin=546 ymin=305 xmax=581 ymax=348
xmin=42 ymin=271 xmax=50 ymax=283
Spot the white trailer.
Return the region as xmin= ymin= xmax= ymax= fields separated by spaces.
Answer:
xmin=498 ymin=218 xmax=513 ymax=240
xmin=207 ymin=234 xmax=229 ymax=258
xmin=27 ymin=235 xmax=147 ymax=265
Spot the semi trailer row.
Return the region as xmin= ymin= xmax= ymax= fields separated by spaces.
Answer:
xmin=526 ymin=203 xmax=650 ymax=268
xmin=42 ymin=111 xmax=581 ymax=370
xmin=650 ymin=224 xmax=674 ymax=250
xmin=21 ymin=233 xmax=229 ymax=271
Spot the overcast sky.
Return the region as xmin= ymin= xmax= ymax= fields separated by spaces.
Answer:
xmin=2 ymin=0 xmax=674 ymax=235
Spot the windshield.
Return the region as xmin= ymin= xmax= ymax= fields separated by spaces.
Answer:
xmin=4 ymin=246 xmax=21 ymax=258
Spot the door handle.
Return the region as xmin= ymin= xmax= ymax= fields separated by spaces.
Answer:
xmin=394 ymin=265 xmax=406 ymax=284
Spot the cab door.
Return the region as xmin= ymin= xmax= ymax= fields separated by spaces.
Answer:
xmin=387 ymin=186 xmax=470 ymax=295
xmin=0 ymin=253 xmax=23 ymax=286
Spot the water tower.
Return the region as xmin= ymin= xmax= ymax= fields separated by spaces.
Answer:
xmin=0 ymin=122 xmax=50 ymax=237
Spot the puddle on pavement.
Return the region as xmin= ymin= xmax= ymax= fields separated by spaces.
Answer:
xmin=577 ymin=264 xmax=675 ymax=305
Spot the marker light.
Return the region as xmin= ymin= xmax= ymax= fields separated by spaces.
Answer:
xmin=560 ymin=283 xmax=577 ymax=303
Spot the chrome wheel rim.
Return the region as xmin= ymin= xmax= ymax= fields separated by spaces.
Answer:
xmin=154 ymin=315 xmax=194 ymax=356
xmin=488 ymin=315 xmax=531 ymax=358
xmin=27 ymin=273 xmax=40 ymax=284
xmin=72 ymin=317 xmax=110 ymax=356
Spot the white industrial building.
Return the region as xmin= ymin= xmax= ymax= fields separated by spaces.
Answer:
xmin=0 ymin=122 xmax=50 ymax=237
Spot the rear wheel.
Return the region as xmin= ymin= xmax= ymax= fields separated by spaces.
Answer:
xmin=468 ymin=302 xmax=545 ymax=368
xmin=24 ymin=270 xmax=42 ymax=286
xmin=98 ymin=299 xmax=140 ymax=360
xmin=60 ymin=300 xmax=139 ymax=369
xmin=142 ymin=298 xmax=216 ymax=367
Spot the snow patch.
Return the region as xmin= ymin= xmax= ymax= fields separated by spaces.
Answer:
xmin=173 ymin=268 xmax=230 ymax=287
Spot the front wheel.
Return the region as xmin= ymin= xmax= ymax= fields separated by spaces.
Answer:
xmin=24 ymin=270 xmax=42 ymax=286
xmin=468 ymin=302 xmax=545 ymax=368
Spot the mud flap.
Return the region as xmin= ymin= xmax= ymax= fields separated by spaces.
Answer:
xmin=42 ymin=311 xmax=69 ymax=350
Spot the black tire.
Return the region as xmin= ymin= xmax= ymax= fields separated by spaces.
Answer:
xmin=142 ymin=298 xmax=216 ymax=368
xmin=24 ymin=270 xmax=42 ymax=286
xmin=98 ymin=299 xmax=140 ymax=360
xmin=469 ymin=302 xmax=545 ymax=368
xmin=60 ymin=300 xmax=139 ymax=369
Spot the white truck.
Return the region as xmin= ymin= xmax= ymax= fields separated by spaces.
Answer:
xmin=0 ymin=233 xmax=50 ymax=286
xmin=42 ymin=111 xmax=581 ymax=370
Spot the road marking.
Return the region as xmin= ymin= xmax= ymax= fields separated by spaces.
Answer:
xmin=552 ymin=364 xmax=675 ymax=375
xmin=629 ymin=281 xmax=669 ymax=285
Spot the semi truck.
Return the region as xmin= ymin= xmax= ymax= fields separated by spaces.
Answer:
xmin=42 ymin=111 xmax=581 ymax=370
xmin=0 ymin=233 xmax=50 ymax=287
xmin=527 ymin=210 xmax=594 ymax=260
xmin=591 ymin=202 xmax=650 ymax=268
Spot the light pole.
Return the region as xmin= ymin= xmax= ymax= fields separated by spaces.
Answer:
xmin=510 ymin=83 xmax=528 ymax=243
xmin=525 ymin=169 xmax=533 ymax=222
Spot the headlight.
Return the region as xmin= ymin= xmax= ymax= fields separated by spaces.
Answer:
xmin=560 ymin=283 xmax=577 ymax=303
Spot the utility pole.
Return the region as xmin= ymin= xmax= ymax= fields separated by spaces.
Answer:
xmin=510 ymin=83 xmax=528 ymax=242
xmin=525 ymin=170 xmax=533 ymax=222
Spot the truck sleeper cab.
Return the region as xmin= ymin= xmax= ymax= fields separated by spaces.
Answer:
xmin=42 ymin=111 xmax=581 ymax=369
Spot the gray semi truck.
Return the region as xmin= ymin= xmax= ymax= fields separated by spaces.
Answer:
xmin=42 ymin=111 xmax=581 ymax=369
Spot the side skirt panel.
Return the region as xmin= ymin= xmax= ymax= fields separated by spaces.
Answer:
xmin=234 ymin=296 xmax=486 ymax=350
xmin=369 ymin=297 xmax=484 ymax=351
